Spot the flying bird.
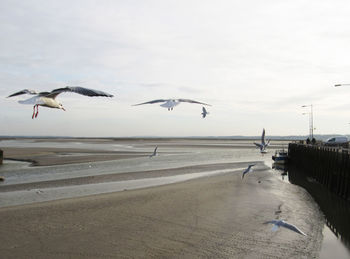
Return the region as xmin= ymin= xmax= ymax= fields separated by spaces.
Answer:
xmin=241 ymin=164 xmax=256 ymax=179
xmin=149 ymin=146 xmax=158 ymax=158
xmin=132 ymin=99 xmax=211 ymax=111
xmin=7 ymin=86 xmax=113 ymax=119
xmin=264 ymin=220 xmax=307 ymax=236
xmin=254 ymin=128 xmax=270 ymax=153
xmin=201 ymin=107 xmax=209 ymax=118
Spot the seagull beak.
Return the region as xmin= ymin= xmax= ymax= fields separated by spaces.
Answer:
xmin=62 ymin=107 xmax=66 ymax=111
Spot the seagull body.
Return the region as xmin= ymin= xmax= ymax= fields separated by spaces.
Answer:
xmin=201 ymin=107 xmax=209 ymax=118
xmin=7 ymin=86 xmax=113 ymax=119
xmin=133 ymin=98 xmax=211 ymax=111
xmin=264 ymin=220 xmax=307 ymax=236
xmin=254 ymin=128 xmax=270 ymax=153
xmin=149 ymin=146 xmax=158 ymax=158
xmin=241 ymin=164 xmax=256 ymax=179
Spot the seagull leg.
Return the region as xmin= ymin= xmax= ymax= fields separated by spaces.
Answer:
xmin=32 ymin=105 xmax=36 ymax=119
xmin=35 ymin=105 xmax=39 ymax=118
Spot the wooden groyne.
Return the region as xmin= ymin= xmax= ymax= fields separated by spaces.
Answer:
xmin=0 ymin=149 xmax=3 ymax=165
xmin=288 ymin=143 xmax=350 ymax=200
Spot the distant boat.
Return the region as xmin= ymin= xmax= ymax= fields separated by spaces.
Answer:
xmin=272 ymin=149 xmax=288 ymax=164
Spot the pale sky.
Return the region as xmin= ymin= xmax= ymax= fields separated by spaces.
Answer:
xmin=1 ymin=0 xmax=350 ymax=137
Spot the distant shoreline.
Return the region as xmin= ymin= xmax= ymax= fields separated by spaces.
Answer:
xmin=0 ymin=134 xmax=346 ymax=141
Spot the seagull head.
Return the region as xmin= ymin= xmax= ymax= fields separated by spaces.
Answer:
xmin=59 ymin=103 xmax=66 ymax=111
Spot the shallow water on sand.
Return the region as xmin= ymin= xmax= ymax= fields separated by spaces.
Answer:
xmin=1 ymin=138 xmax=349 ymax=257
xmin=274 ymin=163 xmax=350 ymax=258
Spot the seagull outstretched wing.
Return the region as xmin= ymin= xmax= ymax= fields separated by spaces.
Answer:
xmin=133 ymin=99 xmax=168 ymax=106
xmin=264 ymin=220 xmax=307 ymax=236
xmin=7 ymin=89 xmax=39 ymax=98
xmin=177 ymin=99 xmax=211 ymax=106
xmin=48 ymin=86 xmax=114 ymax=98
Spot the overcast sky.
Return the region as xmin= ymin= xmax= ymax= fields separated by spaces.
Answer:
xmin=1 ymin=0 xmax=350 ymax=137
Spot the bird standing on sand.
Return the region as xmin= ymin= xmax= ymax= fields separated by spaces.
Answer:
xmin=133 ymin=98 xmax=211 ymax=111
xmin=254 ymin=128 xmax=270 ymax=153
xmin=7 ymin=86 xmax=113 ymax=119
xmin=201 ymin=107 xmax=209 ymax=118
xmin=241 ymin=164 xmax=256 ymax=179
xmin=149 ymin=146 xmax=158 ymax=158
xmin=264 ymin=220 xmax=307 ymax=236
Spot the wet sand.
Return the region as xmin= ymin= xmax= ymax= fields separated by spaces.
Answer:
xmin=0 ymin=138 xmax=324 ymax=258
xmin=2 ymin=147 xmax=147 ymax=166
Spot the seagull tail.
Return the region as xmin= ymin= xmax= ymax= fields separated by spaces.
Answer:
xmin=271 ymin=225 xmax=279 ymax=232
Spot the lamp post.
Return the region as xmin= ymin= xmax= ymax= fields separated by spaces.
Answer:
xmin=302 ymin=104 xmax=314 ymax=140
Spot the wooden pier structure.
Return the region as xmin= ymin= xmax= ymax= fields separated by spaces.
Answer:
xmin=288 ymin=143 xmax=350 ymax=200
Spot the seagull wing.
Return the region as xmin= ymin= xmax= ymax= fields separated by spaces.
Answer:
xmin=177 ymin=99 xmax=211 ymax=106
xmin=271 ymin=225 xmax=279 ymax=232
xmin=18 ymin=96 xmax=45 ymax=105
xmin=266 ymin=139 xmax=271 ymax=147
xmin=7 ymin=89 xmax=38 ymax=98
xmin=263 ymin=220 xmax=279 ymax=225
xmin=132 ymin=99 xmax=168 ymax=106
xmin=242 ymin=167 xmax=250 ymax=179
xmin=282 ymin=222 xmax=307 ymax=236
xmin=261 ymin=128 xmax=266 ymax=145
xmin=47 ymin=86 xmax=114 ymax=98
xmin=254 ymin=142 xmax=263 ymax=148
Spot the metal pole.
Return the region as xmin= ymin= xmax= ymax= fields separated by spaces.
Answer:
xmin=311 ymin=104 xmax=313 ymax=139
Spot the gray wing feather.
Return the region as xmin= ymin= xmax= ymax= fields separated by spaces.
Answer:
xmin=263 ymin=220 xmax=279 ymax=225
xmin=177 ymin=99 xmax=211 ymax=106
xmin=282 ymin=222 xmax=307 ymax=236
xmin=261 ymin=128 xmax=266 ymax=145
xmin=254 ymin=142 xmax=263 ymax=148
xmin=7 ymin=89 xmax=38 ymax=98
xmin=48 ymin=86 xmax=113 ymax=98
xmin=133 ymin=99 xmax=168 ymax=106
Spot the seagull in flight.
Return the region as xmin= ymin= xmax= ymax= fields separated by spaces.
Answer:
xmin=201 ymin=107 xmax=209 ymax=118
xmin=241 ymin=164 xmax=256 ymax=179
xmin=264 ymin=220 xmax=307 ymax=236
xmin=133 ymin=98 xmax=211 ymax=111
xmin=254 ymin=128 xmax=270 ymax=153
xmin=149 ymin=146 xmax=158 ymax=158
xmin=7 ymin=86 xmax=113 ymax=119
xmin=335 ymin=84 xmax=350 ymax=87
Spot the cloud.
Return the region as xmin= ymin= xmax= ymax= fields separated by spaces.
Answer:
xmin=1 ymin=0 xmax=350 ymax=136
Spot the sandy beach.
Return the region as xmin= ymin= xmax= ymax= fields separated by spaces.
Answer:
xmin=0 ymin=138 xmax=325 ymax=258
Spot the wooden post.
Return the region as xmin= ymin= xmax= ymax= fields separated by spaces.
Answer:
xmin=0 ymin=149 xmax=3 ymax=165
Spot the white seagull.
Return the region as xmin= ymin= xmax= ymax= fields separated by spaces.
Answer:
xmin=241 ymin=164 xmax=256 ymax=179
xmin=7 ymin=86 xmax=113 ymax=119
xmin=133 ymin=98 xmax=211 ymax=111
xmin=149 ymin=146 xmax=158 ymax=158
xmin=201 ymin=107 xmax=209 ymax=118
xmin=254 ymin=128 xmax=270 ymax=153
xmin=264 ymin=220 xmax=307 ymax=236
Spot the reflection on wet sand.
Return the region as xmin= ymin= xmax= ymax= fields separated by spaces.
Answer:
xmin=288 ymin=165 xmax=350 ymax=254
